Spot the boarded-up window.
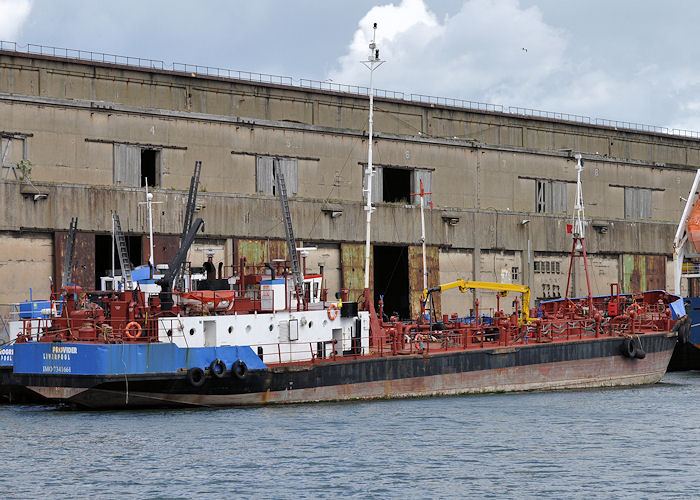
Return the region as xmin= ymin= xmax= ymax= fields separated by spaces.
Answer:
xmin=535 ymin=180 xmax=567 ymax=213
xmin=361 ymin=164 xmax=383 ymax=203
xmin=624 ymin=187 xmax=652 ymax=219
xmin=361 ymin=165 xmax=432 ymax=206
xmin=412 ymin=169 xmax=432 ymax=206
xmin=0 ymin=135 xmax=27 ymax=179
xmin=256 ymin=156 xmax=298 ymax=195
xmin=114 ymin=144 xmax=161 ymax=187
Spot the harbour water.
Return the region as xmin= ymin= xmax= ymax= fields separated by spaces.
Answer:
xmin=2 ymin=372 xmax=699 ymax=499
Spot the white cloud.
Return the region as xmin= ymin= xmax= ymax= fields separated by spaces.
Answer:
xmin=329 ymin=0 xmax=700 ymax=132
xmin=329 ymin=0 xmax=567 ymax=104
xmin=0 ymin=0 xmax=32 ymax=40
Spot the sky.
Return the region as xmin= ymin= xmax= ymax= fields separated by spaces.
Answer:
xmin=2 ymin=0 xmax=700 ymax=132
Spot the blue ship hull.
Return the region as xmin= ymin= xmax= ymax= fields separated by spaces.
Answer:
xmin=7 ymin=333 xmax=677 ymax=409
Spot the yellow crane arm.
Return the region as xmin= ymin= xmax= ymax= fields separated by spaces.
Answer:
xmin=423 ymin=279 xmax=532 ymax=325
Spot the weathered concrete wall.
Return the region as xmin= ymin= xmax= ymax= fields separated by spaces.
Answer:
xmin=0 ymin=50 xmax=690 ymax=308
xmin=3 ymin=51 xmax=700 ymax=168
xmin=0 ymin=231 xmax=53 ymax=312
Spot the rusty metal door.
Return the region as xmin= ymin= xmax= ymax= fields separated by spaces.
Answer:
xmin=54 ymin=231 xmax=95 ymax=289
xmin=144 ymin=234 xmax=181 ymax=267
xmin=408 ymin=245 xmax=439 ymax=318
xmin=235 ymin=238 xmax=288 ymax=270
xmin=622 ymin=254 xmax=666 ymax=293
xmin=341 ymin=243 xmax=369 ymax=304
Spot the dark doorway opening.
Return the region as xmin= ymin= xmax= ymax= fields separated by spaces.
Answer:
xmin=382 ymin=168 xmax=411 ymax=203
xmin=141 ymin=149 xmax=159 ymax=187
xmin=94 ymin=234 xmax=142 ymax=289
xmin=373 ymin=245 xmax=410 ymax=319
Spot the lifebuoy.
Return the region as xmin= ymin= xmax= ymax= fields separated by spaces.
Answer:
xmin=232 ymin=360 xmax=248 ymax=380
xmin=626 ymin=303 xmax=641 ymax=316
xmin=210 ymin=359 xmax=226 ymax=378
xmin=414 ymin=333 xmax=424 ymax=351
xmin=124 ymin=321 xmax=142 ymax=339
xmin=187 ymin=367 xmax=206 ymax=387
xmin=621 ymin=337 xmax=637 ymax=358
xmin=327 ymin=303 xmax=339 ymax=320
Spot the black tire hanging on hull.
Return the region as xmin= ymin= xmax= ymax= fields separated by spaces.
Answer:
xmin=187 ymin=367 xmax=206 ymax=387
xmin=210 ymin=359 xmax=226 ymax=378
xmin=634 ymin=337 xmax=646 ymax=359
xmin=232 ymin=360 xmax=248 ymax=380
xmin=621 ymin=337 xmax=637 ymax=358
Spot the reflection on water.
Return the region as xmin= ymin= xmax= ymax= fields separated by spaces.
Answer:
xmin=2 ymin=372 xmax=699 ymax=498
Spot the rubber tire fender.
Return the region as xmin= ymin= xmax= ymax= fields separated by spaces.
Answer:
xmin=187 ymin=367 xmax=206 ymax=388
xmin=210 ymin=359 xmax=226 ymax=379
xmin=621 ymin=337 xmax=636 ymax=358
xmin=232 ymin=360 xmax=248 ymax=380
xmin=634 ymin=338 xmax=646 ymax=359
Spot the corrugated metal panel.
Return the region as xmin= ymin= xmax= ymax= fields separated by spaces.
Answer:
xmin=640 ymin=188 xmax=652 ymax=218
xmin=255 ymin=156 xmax=273 ymax=194
xmin=362 ymin=165 xmax=382 ymax=203
xmin=624 ymin=188 xmax=652 ymax=219
xmin=113 ymin=144 xmax=127 ymax=185
xmin=408 ymin=245 xmax=439 ymax=318
xmin=341 ymin=243 xmax=368 ymax=303
xmin=113 ymin=144 xmax=141 ymax=186
xmin=279 ymin=158 xmax=298 ymax=195
xmin=373 ymin=166 xmax=382 ymax=202
xmin=551 ymin=181 xmax=567 ymax=213
xmin=412 ymin=169 xmax=432 ymax=205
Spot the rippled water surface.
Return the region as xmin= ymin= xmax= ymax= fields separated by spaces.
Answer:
xmin=3 ymin=372 xmax=700 ymax=498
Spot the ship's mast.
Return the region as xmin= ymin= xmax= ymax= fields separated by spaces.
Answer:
xmin=564 ymin=154 xmax=593 ymax=314
xmin=411 ymin=179 xmax=432 ymax=291
xmin=362 ymin=23 xmax=384 ymax=290
xmin=138 ymin=182 xmax=162 ymax=275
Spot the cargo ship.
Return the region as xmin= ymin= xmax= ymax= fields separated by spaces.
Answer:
xmin=3 ymin=33 xmax=681 ymax=407
xmin=6 ymin=152 xmax=681 ymax=409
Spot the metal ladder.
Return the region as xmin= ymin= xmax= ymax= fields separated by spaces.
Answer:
xmin=111 ymin=212 xmax=133 ymax=288
xmin=273 ymin=158 xmax=305 ymax=309
xmin=61 ymin=217 xmax=78 ymax=286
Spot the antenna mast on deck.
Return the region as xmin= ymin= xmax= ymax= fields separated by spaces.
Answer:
xmin=362 ymin=22 xmax=384 ymax=290
xmin=564 ymin=154 xmax=593 ymax=314
xmin=410 ymin=180 xmax=432 ymax=291
xmin=138 ymin=182 xmax=162 ymax=275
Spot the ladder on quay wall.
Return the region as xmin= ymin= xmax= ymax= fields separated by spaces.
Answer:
xmin=273 ymin=158 xmax=305 ymax=309
xmin=111 ymin=212 xmax=133 ymax=288
xmin=61 ymin=217 xmax=78 ymax=286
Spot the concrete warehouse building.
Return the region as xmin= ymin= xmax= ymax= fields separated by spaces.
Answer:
xmin=0 ymin=43 xmax=695 ymax=319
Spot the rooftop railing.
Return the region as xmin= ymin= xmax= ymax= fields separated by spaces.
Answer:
xmin=1 ymin=40 xmax=698 ymax=140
